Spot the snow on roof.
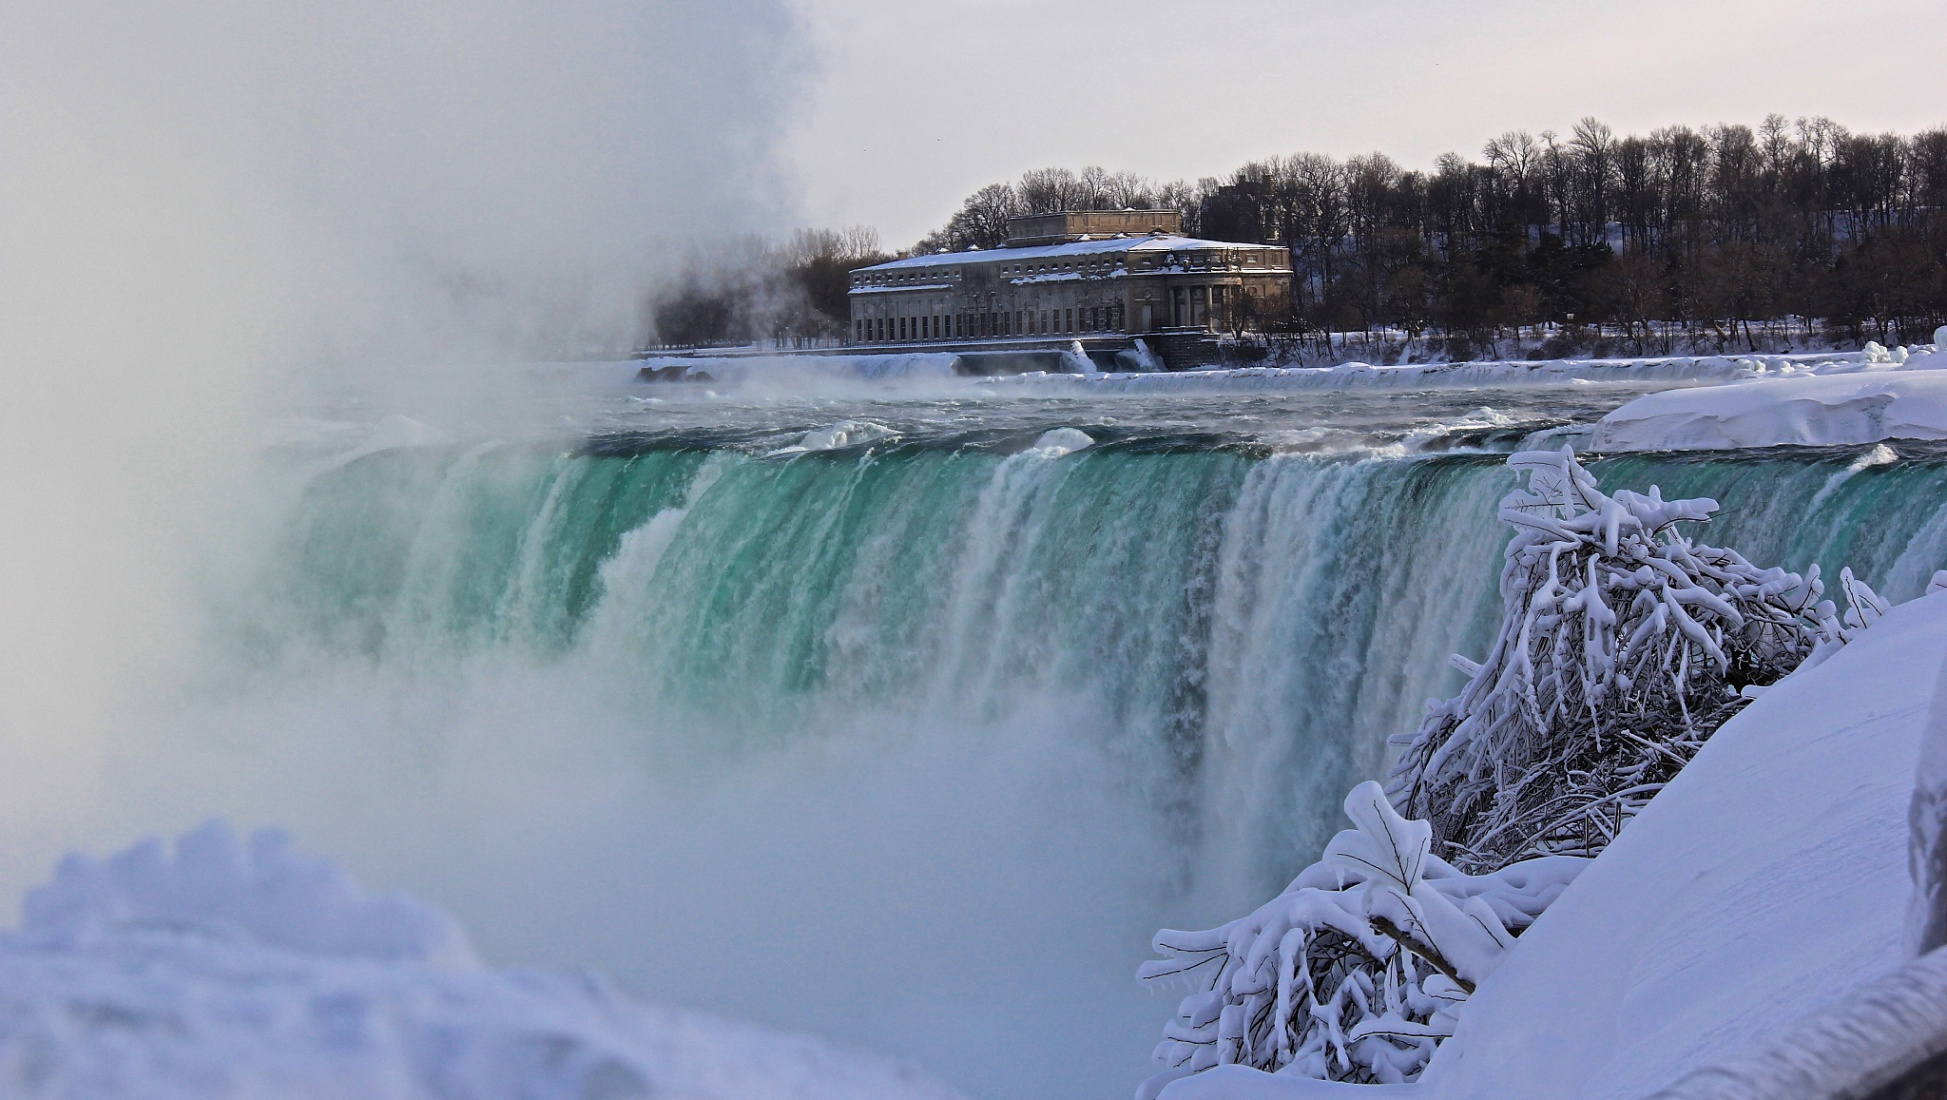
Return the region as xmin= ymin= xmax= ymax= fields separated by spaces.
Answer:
xmin=849 ymin=282 xmax=953 ymax=295
xmin=856 ymin=234 xmax=1287 ymax=273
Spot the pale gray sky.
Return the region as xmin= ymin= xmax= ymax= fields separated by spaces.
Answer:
xmin=784 ymin=0 xmax=1947 ymax=246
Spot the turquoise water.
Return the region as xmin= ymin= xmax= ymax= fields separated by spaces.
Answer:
xmin=235 ymin=402 xmax=1947 ymax=1100
xmin=263 ymin=437 xmax=1947 ymax=885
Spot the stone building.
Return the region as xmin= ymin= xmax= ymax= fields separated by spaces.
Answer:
xmin=847 ymin=211 xmax=1291 ymax=362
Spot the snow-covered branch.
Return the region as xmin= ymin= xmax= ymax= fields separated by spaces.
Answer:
xmin=1141 ymin=447 xmax=1904 ymax=1094
xmin=1140 ymin=783 xmax=1584 ymax=1088
xmin=1388 ymin=446 xmax=1853 ymax=872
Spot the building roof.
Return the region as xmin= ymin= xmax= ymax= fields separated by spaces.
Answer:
xmin=855 ymin=234 xmax=1288 ymax=274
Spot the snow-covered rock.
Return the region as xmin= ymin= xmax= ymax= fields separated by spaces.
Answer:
xmin=0 ymin=822 xmax=965 ymax=1100
xmin=1159 ymin=589 xmax=1947 ymax=1100
xmin=1593 ymin=372 xmax=1947 ymax=451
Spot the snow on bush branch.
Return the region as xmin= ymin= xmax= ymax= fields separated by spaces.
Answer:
xmin=1140 ymin=447 xmax=1899 ymax=1093
xmin=1388 ymin=445 xmax=1878 ymax=872
xmin=1140 ymin=783 xmax=1584 ymax=1089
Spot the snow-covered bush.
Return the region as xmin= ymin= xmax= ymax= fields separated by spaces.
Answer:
xmin=1388 ymin=446 xmax=1846 ymax=872
xmin=1140 ymin=783 xmax=1584 ymax=1089
xmin=1141 ymin=447 xmax=1904 ymax=1093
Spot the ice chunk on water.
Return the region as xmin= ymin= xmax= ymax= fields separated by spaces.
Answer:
xmin=1030 ymin=428 xmax=1094 ymax=456
xmin=770 ymin=420 xmax=898 ymax=455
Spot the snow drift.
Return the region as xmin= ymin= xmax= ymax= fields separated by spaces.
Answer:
xmin=1416 ymin=589 xmax=1947 ymax=1100
xmin=1592 ymin=331 xmax=1947 ymax=452
xmin=0 ymin=821 xmax=964 ymax=1100
xmin=1594 ymin=372 xmax=1947 ymax=452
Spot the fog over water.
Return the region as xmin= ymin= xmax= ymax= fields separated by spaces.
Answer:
xmin=0 ymin=0 xmax=807 ymax=1052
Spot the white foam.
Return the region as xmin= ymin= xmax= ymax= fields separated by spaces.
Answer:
xmin=769 ymin=419 xmax=899 ymax=455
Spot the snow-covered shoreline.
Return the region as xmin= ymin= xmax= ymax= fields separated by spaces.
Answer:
xmin=621 ymin=333 xmax=1946 ymax=401
xmin=1594 ymin=350 xmax=1947 ymax=453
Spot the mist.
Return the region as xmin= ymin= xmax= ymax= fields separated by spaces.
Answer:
xmin=0 ymin=4 xmax=1186 ymax=1098
xmin=0 ymin=0 xmax=836 ymax=1049
xmin=0 ymin=0 xmax=810 ymax=813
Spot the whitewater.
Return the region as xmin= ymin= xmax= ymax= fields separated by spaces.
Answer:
xmin=22 ymin=354 xmax=1947 ymax=1100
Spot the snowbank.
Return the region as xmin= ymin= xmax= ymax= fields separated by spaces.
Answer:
xmin=1159 ymin=590 xmax=1947 ymax=1100
xmin=0 ymin=822 xmax=964 ymax=1100
xmin=1594 ymin=371 xmax=1947 ymax=451
xmin=1000 ymin=356 xmax=1750 ymax=395
xmin=629 ymin=340 xmax=1947 ymax=401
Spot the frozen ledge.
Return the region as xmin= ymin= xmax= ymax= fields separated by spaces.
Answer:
xmin=1593 ymin=369 xmax=1947 ymax=452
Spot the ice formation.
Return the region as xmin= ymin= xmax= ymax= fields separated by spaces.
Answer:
xmin=770 ymin=419 xmax=899 ymax=454
xmin=1029 ymin=427 xmax=1094 ymax=456
xmin=0 ymin=822 xmax=964 ymax=1100
xmin=1391 ymin=447 xmax=1837 ymax=870
xmin=1142 ymin=449 xmax=1900 ymax=1097
xmin=1138 ymin=784 xmax=1584 ymax=1092
xmin=1158 ymin=589 xmax=1947 ymax=1100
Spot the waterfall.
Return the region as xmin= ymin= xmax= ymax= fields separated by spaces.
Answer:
xmin=200 ymin=436 xmax=1947 ymax=1100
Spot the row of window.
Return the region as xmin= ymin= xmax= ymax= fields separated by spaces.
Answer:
xmin=855 ymin=303 xmax=1129 ymax=343
xmin=851 ymin=249 xmax=1285 ymax=288
xmin=1004 ymin=259 xmax=1115 ymax=276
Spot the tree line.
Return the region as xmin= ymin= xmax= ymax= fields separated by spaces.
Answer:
xmin=917 ymin=116 xmax=1947 ymax=356
xmin=645 ymin=226 xmax=887 ymax=348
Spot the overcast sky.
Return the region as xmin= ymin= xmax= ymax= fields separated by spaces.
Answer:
xmin=784 ymin=0 xmax=1947 ymax=247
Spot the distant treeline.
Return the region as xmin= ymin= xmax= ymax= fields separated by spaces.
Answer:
xmin=647 ymin=116 xmax=1947 ymax=355
xmin=645 ymin=226 xmax=888 ymax=348
xmin=920 ymin=116 xmax=1947 ymax=355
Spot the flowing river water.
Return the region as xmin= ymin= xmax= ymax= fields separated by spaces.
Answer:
xmin=139 ymin=370 xmax=1947 ymax=1099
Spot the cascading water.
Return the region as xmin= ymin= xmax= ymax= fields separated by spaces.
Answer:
xmin=173 ymin=389 xmax=1947 ymax=1100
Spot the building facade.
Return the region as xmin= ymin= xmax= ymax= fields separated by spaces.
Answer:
xmin=847 ymin=211 xmax=1292 ymax=348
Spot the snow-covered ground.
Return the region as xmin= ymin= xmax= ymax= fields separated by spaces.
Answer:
xmin=1591 ymin=333 xmax=1947 ymax=452
xmin=625 ymin=334 xmax=1946 ymax=408
xmin=1158 ymin=584 xmax=1947 ymax=1099
xmin=0 ymin=822 xmax=965 ymax=1100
